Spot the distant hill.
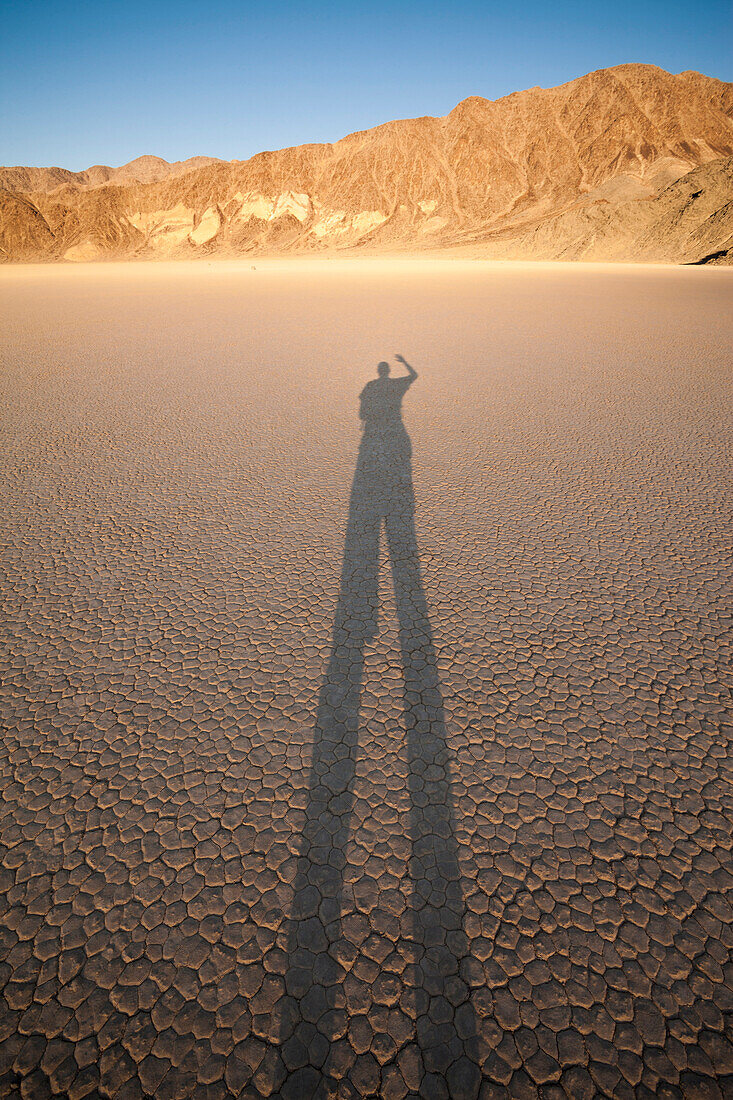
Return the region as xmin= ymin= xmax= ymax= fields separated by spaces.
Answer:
xmin=0 ymin=155 xmax=222 ymax=195
xmin=1 ymin=65 xmax=732 ymax=263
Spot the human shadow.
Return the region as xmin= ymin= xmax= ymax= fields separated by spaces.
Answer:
xmin=279 ymin=360 xmax=480 ymax=1098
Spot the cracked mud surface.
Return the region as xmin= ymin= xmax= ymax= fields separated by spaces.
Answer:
xmin=1 ymin=260 xmax=732 ymax=1099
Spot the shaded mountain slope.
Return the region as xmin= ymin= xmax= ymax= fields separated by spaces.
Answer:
xmin=458 ymin=156 xmax=733 ymax=263
xmin=0 ymin=190 xmax=55 ymax=261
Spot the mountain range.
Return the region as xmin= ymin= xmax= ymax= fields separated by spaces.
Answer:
xmin=1 ymin=64 xmax=732 ymax=263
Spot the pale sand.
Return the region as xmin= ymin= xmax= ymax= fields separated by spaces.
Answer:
xmin=1 ymin=260 xmax=732 ymax=1097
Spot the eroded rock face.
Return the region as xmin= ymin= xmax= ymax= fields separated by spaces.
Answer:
xmin=2 ymin=64 xmax=732 ymax=263
xmin=128 ymin=204 xmax=197 ymax=253
xmin=0 ymin=190 xmax=54 ymax=261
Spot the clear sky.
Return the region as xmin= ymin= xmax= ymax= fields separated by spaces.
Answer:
xmin=1 ymin=0 xmax=730 ymax=170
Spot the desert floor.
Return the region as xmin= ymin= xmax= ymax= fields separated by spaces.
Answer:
xmin=1 ymin=260 xmax=732 ymax=1099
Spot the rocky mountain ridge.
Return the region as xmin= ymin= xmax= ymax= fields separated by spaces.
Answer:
xmin=2 ymin=64 xmax=732 ymax=263
xmin=0 ymin=155 xmax=222 ymax=195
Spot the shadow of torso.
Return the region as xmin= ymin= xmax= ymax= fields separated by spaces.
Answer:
xmin=359 ymin=375 xmax=414 ymax=428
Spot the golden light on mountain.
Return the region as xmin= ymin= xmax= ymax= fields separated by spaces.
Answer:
xmin=1 ymin=64 xmax=732 ymax=265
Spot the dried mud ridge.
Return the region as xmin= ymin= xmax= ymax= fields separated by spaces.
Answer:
xmin=1 ymin=289 xmax=732 ymax=1098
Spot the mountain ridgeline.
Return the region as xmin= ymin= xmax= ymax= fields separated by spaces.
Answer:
xmin=1 ymin=65 xmax=732 ymax=263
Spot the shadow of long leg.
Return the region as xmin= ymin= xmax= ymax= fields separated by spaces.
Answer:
xmin=386 ymin=496 xmax=482 ymax=1099
xmin=279 ymin=470 xmax=381 ymax=1098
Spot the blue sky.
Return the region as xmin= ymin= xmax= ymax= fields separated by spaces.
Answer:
xmin=1 ymin=0 xmax=730 ymax=169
